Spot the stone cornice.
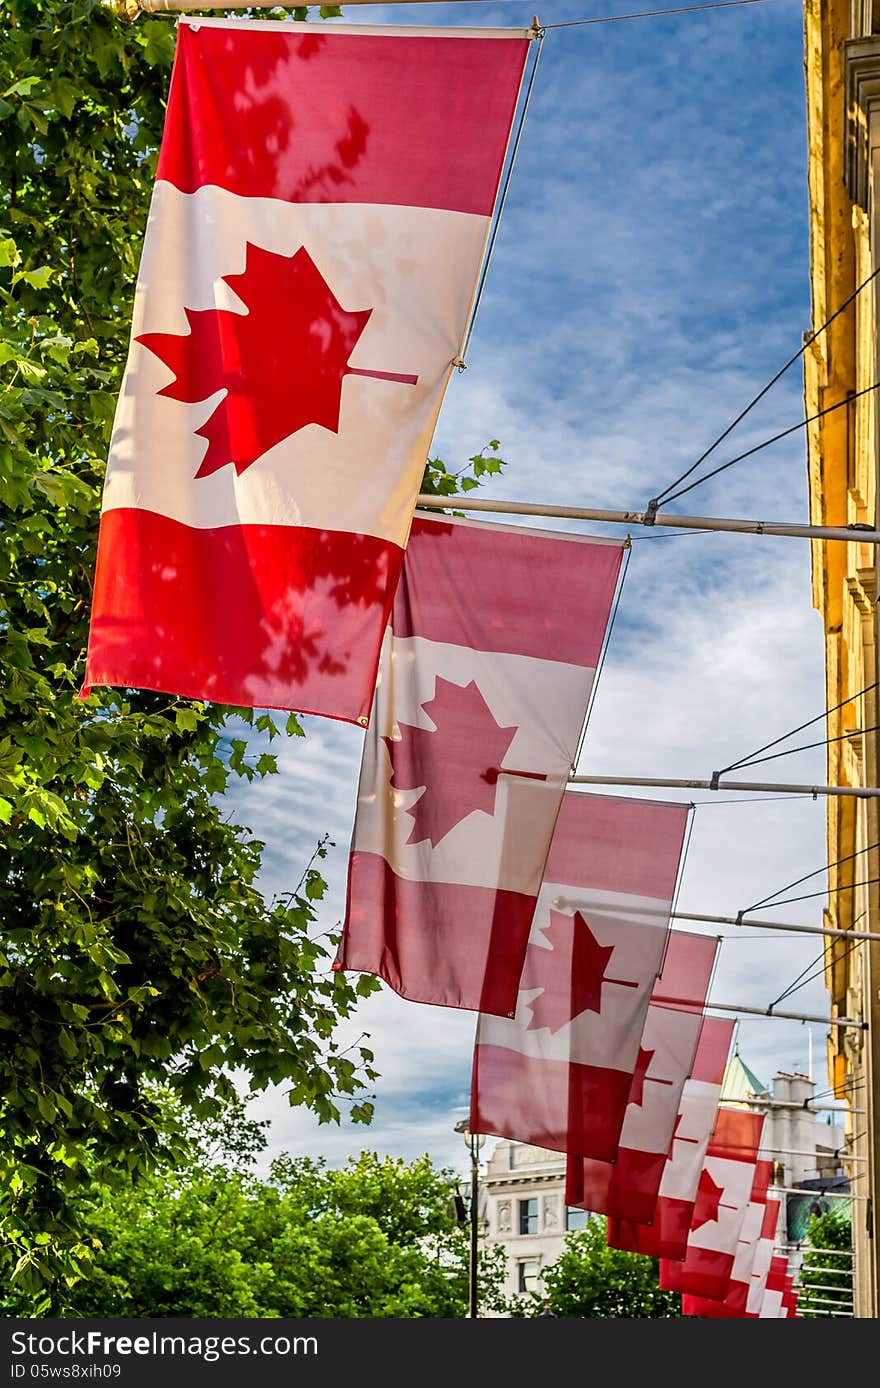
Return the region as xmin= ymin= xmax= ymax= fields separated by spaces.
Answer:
xmin=845 ymin=38 xmax=880 ymax=209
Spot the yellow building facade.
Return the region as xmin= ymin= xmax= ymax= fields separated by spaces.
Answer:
xmin=803 ymin=0 xmax=880 ymax=1319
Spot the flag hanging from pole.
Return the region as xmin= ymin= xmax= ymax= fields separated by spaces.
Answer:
xmin=467 ymin=789 xmax=689 ymax=1138
xmin=679 ymin=1160 xmax=772 ymax=1317
xmin=81 ymin=17 xmax=532 ymax=722
xmin=745 ymin=1198 xmax=783 ymax=1316
xmin=659 ymin=1106 xmax=766 ymax=1302
xmin=605 ymin=1016 xmax=734 ymax=1259
xmin=335 ymin=522 xmax=626 ymax=1016
xmin=564 ymin=929 xmax=719 ymax=1221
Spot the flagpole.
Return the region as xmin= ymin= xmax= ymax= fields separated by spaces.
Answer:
xmin=670 ymin=910 xmax=880 ymax=944
xmin=702 ymin=1001 xmax=865 ymax=1029
xmin=415 ymin=493 xmax=880 ymax=544
xmin=568 ymin=773 xmax=880 ymax=799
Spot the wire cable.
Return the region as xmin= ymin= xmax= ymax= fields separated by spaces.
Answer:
xmin=714 ymin=680 xmax=878 ymax=778
xmin=650 ymin=262 xmax=880 ymax=507
xmin=657 ymin=382 xmax=880 ymax=509
xmin=543 ymin=0 xmax=772 ymax=28
xmin=741 ymin=839 xmax=880 ymax=915
xmin=720 ymin=724 xmax=879 ymax=775
xmin=457 ymin=28 xmax=544 ymax=367
xmin=574 ymin=542 xmax=632 ymax=764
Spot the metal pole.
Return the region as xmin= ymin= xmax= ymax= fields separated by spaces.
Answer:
xmin=671 ymin=909 xmax=880 ymax=943
xmin=702 ymin=1000 xmax=865 ymax=1028
xmin=730 ymin=1097 xmax=865 ymax=1114
xmin=468 ymin=1133 xmax=479 ymax=1319
xmin=568 ymin=773 xmax=880 ymax=798
xmin=415 ymin=492 xmax=880 ymax=544
xmin=113 ymin=0 xmax=516 ymax=10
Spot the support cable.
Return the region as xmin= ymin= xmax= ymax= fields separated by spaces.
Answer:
xmin=712 ymin=679 xmax=878 ymax=779
xmin=739 ymin=839 xmax=880 ymax=917
xmin=574 ymin=543 xmax=631 ymax=765
xmin=648 ymin=263 xmax=880 ymax=509
xmin=542 ymin=0 xmax=772 ymax=27
xmin=766 ymin=937 xmax=861 ymax=1012
xmin=655 ymin=382 xmax=880 ymax=511
xmin=456 ymin=26 xmax=544 ymax=368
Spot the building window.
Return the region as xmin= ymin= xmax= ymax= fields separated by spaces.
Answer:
xmin=566 ymin=1205 xmax=589 ymax=1231
xmin=518 ymin=1197 xmax=538 ymax=1234
xmin=518 ymin=1258 xmax=540 ymax=1293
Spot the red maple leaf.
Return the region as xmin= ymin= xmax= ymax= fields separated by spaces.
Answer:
xmin=137 ymin=242 xmax=417 ymax=479
xmin=628 ymin=1046 xmax=657 ymax=1109
xmin=524 ymin=911 xmax=617 ymax=1034
xmin=691 ymin=1167 xmax=725 ymax=1230
xmin=383 ymin=677 xmax=518 ymax=848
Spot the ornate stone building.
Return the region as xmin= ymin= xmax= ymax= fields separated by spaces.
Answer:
xmin=802 ymin=0 xmax=880 ymax=1317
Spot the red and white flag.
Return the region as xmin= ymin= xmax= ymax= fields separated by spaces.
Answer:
xmin=81 ymin=18 xmax=531 ymax=722
xmin=565 ymin=930 xmax=719 ymax=1221
xmin=745 ymin=1197 xmax=782 ymax=1316
xmin=605 ymin=1016 xmax=734 ymax=1257
xmin=679 ymin=1160 xmax=772 ymax=1317
xmin=759 ymin=1255 xmax=791 ymax=1317
xmin=335 ymin=522 xmax=625 ymax=1015
xmin=659 ymin=1107 xmax=766 ymax=1302
xmin=467 ymin=789 xmax=689 ymax=1145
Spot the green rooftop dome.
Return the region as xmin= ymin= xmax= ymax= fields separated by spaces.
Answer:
xmin=720 ymin=1046 xmax=769 ymax=1102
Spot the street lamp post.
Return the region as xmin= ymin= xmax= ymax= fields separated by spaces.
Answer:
xmin=454 ymin=1119 xmax=486 ymax=1318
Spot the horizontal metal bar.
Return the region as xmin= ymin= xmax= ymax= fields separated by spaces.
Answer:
xmin=778 ymin=1246 xmax=854 ymax=1257
xmin=795 ymin=1293 xmax=854 ymax=1307
xmin=771 ymin=1185 xmax=862 ymax=1199
xmin=733 ymin=1097 xmax=865 ymax=1114
xmin=795 ymin=1307 xmax=853 ymax=1316
xmin=672 ymin=909 xmax=880 ymax=943
xmin=570 ymin=773 xmax=880 ymax=798
xmin=798 ymin=1267 xmax=855 ymax=1277
xmin=128 ymin=0 xmax=514 ymax=9
xmin=415 ymin=492 xmax=880 ymax=544
xmin=759 ymin=1147 xmax=865 ymax=1161
xmin=704 ymin=1000 xmax=865 ymax=1028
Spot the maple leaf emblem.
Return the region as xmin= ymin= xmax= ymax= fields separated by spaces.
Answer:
xmin=137 ymin=242 xmax=418 ymax=479
xmin=383 ymin=677 xmax=518 ymax=848
xmin=691 ymin=1167 xmax=725 ymax=1230
xmin=524 ymin=911 xmax=618 ymax=1034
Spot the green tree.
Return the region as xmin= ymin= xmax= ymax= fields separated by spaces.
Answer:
xmin=3 ymin=1141 xmax=507 ymax=1318
xmin=796 ymin=1208 xmax=853 ymax=1319
xmin=0 ymin=0 xmax=504 ymax=1306
xmin=506 ymin=1218 xmax=682 ymax=1319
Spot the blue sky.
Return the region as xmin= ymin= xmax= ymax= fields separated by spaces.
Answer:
xmin=220 ymin=0 xmax=846 ymax=1183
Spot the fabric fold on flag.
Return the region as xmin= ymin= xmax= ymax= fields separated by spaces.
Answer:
xmin=565 ymin=929 xmax=719 ymax=1221
xmin=605 ymin=1015 xmax=734 ymax=1257
xmin=659 ymin=1106 xmax=766 ymax=1302
xmin=745 ymin=1197 xmax=783 ymax=1316
xmin=335 ymin=521 xmax=626 ymax=1015
xmin=82 ymin=17 xmax=532 ymax=722
xmin=467 ymin=789 xmax=690 ymax=1147
xmin=679 ymin=1159 xmax=772 ymax=1317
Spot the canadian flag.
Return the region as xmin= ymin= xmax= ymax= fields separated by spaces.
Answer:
xmin=745 ymin=1198 xmax=783 ymax=1316
xmin=335 ymin=522 xmax=625 ymax=1016
xmin=565 ymin=929 xmax=719 ymax=1221
xmin=468 ymin=790 xmax=690 ymax=1149
xmin=81 ymin=18 xmax=531 ymax=722
xmin=679 ymin=1160 xmax=772 ymax=1317
xmin=605 ymin=1016 xmax=734 ymax=1257
xmin=759 ymin=1255 xmax=791 ymax=1317
xmin=659 ymin=1107 xmax=766 ymax=1302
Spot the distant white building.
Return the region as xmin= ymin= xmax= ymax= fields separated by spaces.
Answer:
xmin=477 ymin=1050 xmax=850 ymax=1308
xmin=479 ymin=1139 xmax=590 ymax=1304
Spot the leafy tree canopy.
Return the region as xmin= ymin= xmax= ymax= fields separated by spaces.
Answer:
xmin=3 ymin=1126 xmax=508 ymax=1319
xmin=507 ymin=1219 xmax=682 ymax=1319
